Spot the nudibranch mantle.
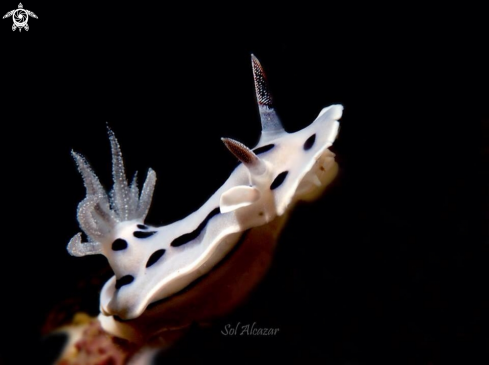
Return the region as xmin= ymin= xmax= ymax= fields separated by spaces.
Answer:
xmin=67 ymin=55 xmax=342 ymax=333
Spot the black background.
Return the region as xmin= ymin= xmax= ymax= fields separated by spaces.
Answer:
xmin=1 ymin=3 xmax=488 ymax=364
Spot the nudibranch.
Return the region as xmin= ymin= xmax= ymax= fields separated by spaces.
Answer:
xmin=66 ymin=55 xmax=342 ymax=343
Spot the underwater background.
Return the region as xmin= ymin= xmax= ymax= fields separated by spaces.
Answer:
xmin=1 ymin=3 xmax=487 ymax=364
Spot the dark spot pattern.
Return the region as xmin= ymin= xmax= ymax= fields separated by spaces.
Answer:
xmin=134 ymin=231 xmax=157 ymax=239
xmin=171 ymin=208 xmax=220 ymax=247
xmin=115 ymin=275 xmax=134 ymax=289
xmin=137 ymin=224 xmax=148 ymax=230
xmin=270 ymin=171 xmax=289 ymax=190
xmin=303 ymin=134 xmax=316 ymax=150
xmin=146 ymin=230 xmax=251 ymax=312
xmin=112 ymin=239 xmax=128 ymax=251
xmin=253 ymin=144 xmax=275 ymax=155
xmin=146 ymin=249 xmax=166 ymax=268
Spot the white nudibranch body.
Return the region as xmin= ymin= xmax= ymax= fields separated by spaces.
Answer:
xmin=67 ymin=55 xmax=342 ymax=340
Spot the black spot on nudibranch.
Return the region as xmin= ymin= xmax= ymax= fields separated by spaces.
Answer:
xmin=115 ymin=275 xmax=134 ymax=289
xmin=146 ymin=230 xmax=251 ymax=312
xmin=303 ymin=134 xmax=316 ymax=151
xmin=270 ymin=171 xmax=289 ymax=190
xmin=253 ymin=144 xmax=275 ymax=155
xmin=112 ymin=239 xmax=128 ymax=251
xmin=146 ymin=249 xmax=166 ymax=268
xmin=171 ymin=208 xmax=220 ymax=247
xmin=134 ymin=231 xmax=157 ymax=239
xmin=137 ymin=224 xmax=149 ymax=230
